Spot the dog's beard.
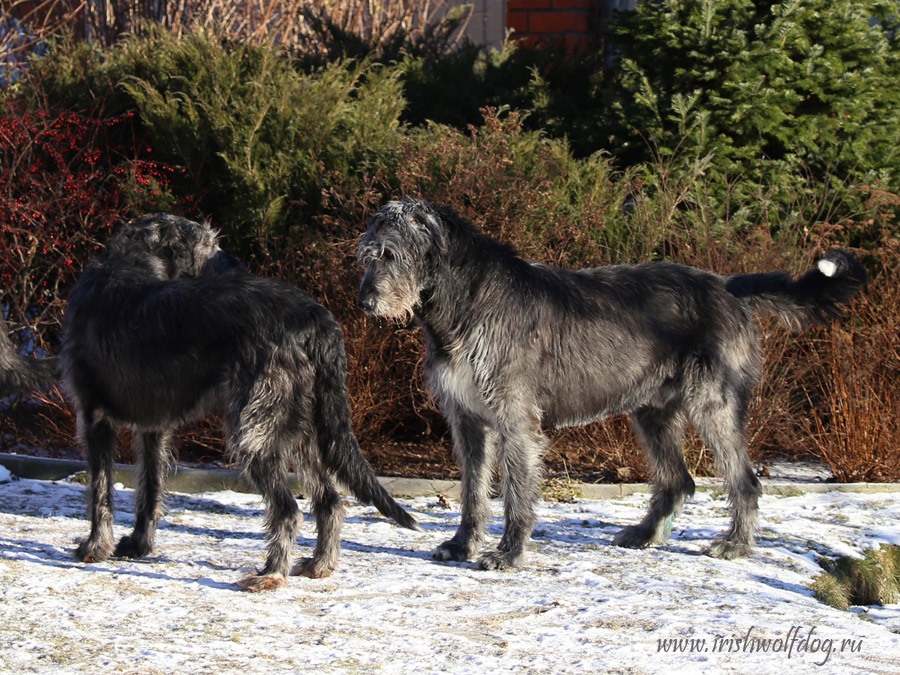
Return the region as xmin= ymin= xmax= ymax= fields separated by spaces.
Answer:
xmin=367 ymin=285 xmax=418 ymax=322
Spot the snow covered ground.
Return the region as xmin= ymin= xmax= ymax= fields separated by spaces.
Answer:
xmin=1 ymin=465 xmax=899 ymax=674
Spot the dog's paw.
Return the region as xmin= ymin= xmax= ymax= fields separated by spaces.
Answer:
xmin=291 ymin=558 xmax=336 ymax=579
xmin=114 ymin=535 xmax=152 ymax=559
xmin=476 ymin=549 xmax=523 ymax=571
xmin=237 ymin=573 xmax=288 ymax=592
xmin=705 ymin=540 xmax=753 ymax=560
xmin=612 ymin=524 xmax=659 ymax=548
xmin=432 ymin=538 xmax=476 ymax=563
xmin=74 ymin=539 xmax=113 ymax=563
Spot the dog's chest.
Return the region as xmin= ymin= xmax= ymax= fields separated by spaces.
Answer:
xmin=427 ymin=356 xmax=494 ymax=418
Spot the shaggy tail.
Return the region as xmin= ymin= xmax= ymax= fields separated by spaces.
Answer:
xmin=0 ymin=318 xmax=58 ymax=393
xmin=725 ymin=250 xmax=867 ymax=329
xmin=307 ymin=312 xmax=419 ymax=531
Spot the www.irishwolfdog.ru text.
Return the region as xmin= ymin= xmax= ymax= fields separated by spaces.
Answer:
xmin=657 ymin=625 xmax=863 ymax=666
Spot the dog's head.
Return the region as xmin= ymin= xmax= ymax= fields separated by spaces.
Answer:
xmin=106 ymin=214 xmax=223 ymax=280
xmin=357 ymin=199 xmax=448 ymax=320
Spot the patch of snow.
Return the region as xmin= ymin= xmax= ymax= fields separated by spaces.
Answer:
xmin=763 ymin=459 xmax=834 ymax=483
xmin=1 ymin=478 xmax=898 ymax=673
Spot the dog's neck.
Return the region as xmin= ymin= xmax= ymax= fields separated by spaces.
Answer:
xmin=414 ymin=226 xmax=529 ymax=342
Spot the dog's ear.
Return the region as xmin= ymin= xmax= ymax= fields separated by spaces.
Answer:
xmin=421 ymin=212 xmax=449 ymax=255
xmin=407 ymin=202 xmax=449 ymax=256
xmin=199 ymin=222 xmax=219 ymax=251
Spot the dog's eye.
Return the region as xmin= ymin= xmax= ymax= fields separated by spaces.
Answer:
xmin=382 ymin=250 xmax=395 ymax=263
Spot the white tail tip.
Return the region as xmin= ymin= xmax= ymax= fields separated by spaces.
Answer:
xmin=817 ymin=259 xmax=837 ymax=277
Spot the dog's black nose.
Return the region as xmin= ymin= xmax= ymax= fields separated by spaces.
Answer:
xmin=358 ymin=294 xmax=375 ymax=313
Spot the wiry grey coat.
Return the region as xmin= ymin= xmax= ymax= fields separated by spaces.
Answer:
xmin=358 ymin=198 xmax=866 ymax=570
xmin=61 ymin=214 xmax=417 ymax=591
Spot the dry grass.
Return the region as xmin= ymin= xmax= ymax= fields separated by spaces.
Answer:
xmin=812 ymin=545 xmax=900 ymax=609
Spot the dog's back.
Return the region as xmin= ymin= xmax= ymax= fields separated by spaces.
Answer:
xmin=487 ymin=254 xmax=864 ymax=428
xmin=60 ymin=261 xmax=324 ymax=427
xmin=515 ymin=261 xmax=757 ymax=426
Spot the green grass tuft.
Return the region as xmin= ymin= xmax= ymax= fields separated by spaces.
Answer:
xmin=811 ymin=545 xmax=900 ymax=609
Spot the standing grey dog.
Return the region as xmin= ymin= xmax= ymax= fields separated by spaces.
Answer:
xmin=61 ymin=214 xmax=417 ymax=591
xmin=358 ymin=198 xmax=866 ymax=570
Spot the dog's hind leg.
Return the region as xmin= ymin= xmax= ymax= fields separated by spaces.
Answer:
xmin=687 ymin=383 xmax=760 ymax=559
xmin=75 ymin=413 xmax=118 ymax=563
xmin=116 ymin=429 xmax=173 ymax=558
xmin=237 ymin=449 xmax=302 ymax=591
xmin=477 ymin=420 xmax=545 ymax=571
xmin=614 ymin=403 xmax=694 ymax=548
xmin=291 ymin=462 xmax=345 ymax=579
xmin=433 ymin=408 xmax=497 ymax=563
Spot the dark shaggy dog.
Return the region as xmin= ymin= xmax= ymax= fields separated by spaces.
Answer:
xmin=0 ymin=316 xmax=57 ymax=394
xmin=358 ymin=198 xmax=866 ymax=570
xmin=61 ymin=214 xmax=417 ymax=591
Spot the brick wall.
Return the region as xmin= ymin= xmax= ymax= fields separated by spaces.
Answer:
xmin=506 ymin=0 xmax=598 ymax=53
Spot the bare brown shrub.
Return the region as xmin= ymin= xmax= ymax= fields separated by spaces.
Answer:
xmin=3 ymin=101 xmax=896 ymax=482
xmin=0 ymin=385 xmax=74 ymax=458
xmin=3 ymin=0 xmax=466 ymax=64
xmin=795 ymin=249 xmax=900 ymax=481
xmin=395 ymin=109 xmax=632 ymax=267
xmin=1 ymin=1 xmax=83 ymax=83
xmin=300 ymin=110 xmax=899 ymax=483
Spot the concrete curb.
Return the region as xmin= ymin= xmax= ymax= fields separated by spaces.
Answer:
xmin=2 ymin=452 xmax=900 ymax=499
xmin=0 ymin=452 xmax=463 ymax=498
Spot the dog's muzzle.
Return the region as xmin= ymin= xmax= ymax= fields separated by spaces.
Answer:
xmin=358 ymin=281 xmax=377 ymax=315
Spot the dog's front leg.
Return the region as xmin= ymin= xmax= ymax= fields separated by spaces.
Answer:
xmin=477 ymin=421 xmax=545 ymax=570
xmin=115 ymin=429 xmax=173 ymax=558
xmin=433 ymin=409 xmax=496 ymax=563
